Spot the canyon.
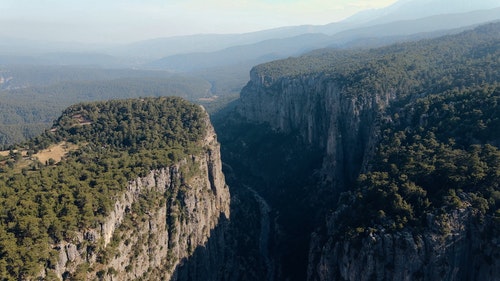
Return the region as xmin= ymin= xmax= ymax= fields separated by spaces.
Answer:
xmin=216 ymin=23 xmax=500 ymax=281
xmin=0 ymin=23 xmax=499 ymax=281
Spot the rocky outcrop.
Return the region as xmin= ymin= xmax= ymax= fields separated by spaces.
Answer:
xmin=47 ymin=115 xmax=230 ymax=280
xmin=308 ymin=208 xmax=500 ymax=281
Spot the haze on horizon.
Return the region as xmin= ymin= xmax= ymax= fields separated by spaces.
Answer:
xmin=1 ymin=0 xmax=401 ymax=44
xmin=2 ymin=0 xmax=500 ymax=45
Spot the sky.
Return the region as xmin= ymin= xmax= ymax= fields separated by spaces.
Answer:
xmin=0 ymin=0 xmax=399 ymax=43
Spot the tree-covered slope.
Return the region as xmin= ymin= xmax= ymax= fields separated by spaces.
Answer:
xmin=252 ymin=22 xmax=499 ymax=92
xmin=0 ymin=97 xmax=210 ymax=279
xmin=311 ymin=84 xmax=500 ymax=281
xmin=335 ymin=85 xmax=500 ymax=237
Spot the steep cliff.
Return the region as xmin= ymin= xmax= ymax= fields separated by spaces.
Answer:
xmin=217 ymin=23 xmax=500 ymax=280
xmin=49 ymin=118 xmax=230 ymax=280
xmin=308 ymin=208 xmax=499 ymax=281
xmin=229 ymin=53 xmax=394 ymax=281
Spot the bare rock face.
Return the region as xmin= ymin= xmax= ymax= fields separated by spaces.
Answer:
xmin=233 ymin=68 xmax=396 ymax=280
xmin=238 ymin=68 xmax=393 ymax=191
xmin=48 ymin=114 xmax=230 ymax=281
xmin=308 ymin=209 xmax=500 ymax=281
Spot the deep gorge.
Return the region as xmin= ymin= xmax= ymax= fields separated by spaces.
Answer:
xmin=213 ymin=23 xmax=500 ymax=281
xmin=0 ymin=23 xmax=499 ymax=281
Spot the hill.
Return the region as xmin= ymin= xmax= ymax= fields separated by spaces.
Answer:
xmin=149 ymin=8 xmax=500 ymax=72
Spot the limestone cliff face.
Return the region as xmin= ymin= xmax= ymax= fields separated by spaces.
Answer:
xmin=238 ymin=68 xmax=393 ymax=188
xmin=308 ymin=208 xmax=499 ymax=281
xmin=48 ymin=116 xmax=230 ymax=280
xmin=233 ymin=67 xmax=396 ymax=280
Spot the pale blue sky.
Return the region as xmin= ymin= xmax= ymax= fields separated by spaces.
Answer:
xmin=0 ymin=0 xmax=399 ymax=43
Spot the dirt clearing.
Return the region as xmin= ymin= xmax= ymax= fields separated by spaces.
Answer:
xmin=34 ymin=142 xmax=79 ymax=164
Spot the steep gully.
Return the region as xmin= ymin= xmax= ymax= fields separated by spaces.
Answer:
xmin=214 ymin=117 xmax=326 ymax=280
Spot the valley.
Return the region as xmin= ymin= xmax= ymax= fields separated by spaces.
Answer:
xmin=0 ymin=1 xmax=499 ymax=280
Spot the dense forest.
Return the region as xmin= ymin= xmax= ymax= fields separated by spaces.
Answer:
xmin=255 ymin=23 xmax=499 ymax=92
xmin=0 ymin=76 xmax=215 ymax=147
xmin=0 ymin=97 xmax=206 ymax=279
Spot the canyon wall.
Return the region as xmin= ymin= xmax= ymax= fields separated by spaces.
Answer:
xmin=47 ymin=117 xmax=230 ymax=281
xmin=237 ymin=68 xmax=392 ymax=189
xmin=308 ymin=208 xmax=499 ymax=281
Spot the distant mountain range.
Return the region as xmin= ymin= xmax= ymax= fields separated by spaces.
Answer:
xmin=147 ymin=8 xmax=500 ymax=72
xmin=344 ymin=0 xmax=500 ymax=25
xmin=114 ymin=0 xmax=500 ymax=60
xmin=1 ymin=0 xmax=499 ymax=67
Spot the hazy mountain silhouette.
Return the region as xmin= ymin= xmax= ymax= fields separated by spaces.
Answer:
xmin=148 ymin=7 xmax=500 ymax=71
xmin=1 ymin=0 xmax=499 ymax=69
